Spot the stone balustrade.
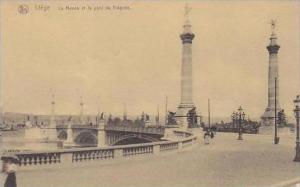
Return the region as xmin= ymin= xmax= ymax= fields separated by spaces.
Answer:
xmin=160 ymin=142 xmax=179 ymax=151
xmin=182 ymin=139 xmax=194 ymax=147
xmin=1 ymin=130 xmax=198 ymax=171
xmin=173 ymin=130 xmax=193 ymax=137
xmin=18 ymin=153 xmax=61 ymax=166
xmin=72 ymin=149 xmax=114 ymax=162
xmin=123 ymin=145 xmax=153 ymax=157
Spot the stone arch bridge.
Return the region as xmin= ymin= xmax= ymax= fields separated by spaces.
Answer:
xmin=56 ymin=124 xmax=165 ymax=147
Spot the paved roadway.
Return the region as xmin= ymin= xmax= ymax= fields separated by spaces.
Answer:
xmin=16 ymin=132 xmax=300 ymax=187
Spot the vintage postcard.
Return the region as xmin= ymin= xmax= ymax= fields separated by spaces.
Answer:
xmin=0 ymin=1 xmax=299 ymax=187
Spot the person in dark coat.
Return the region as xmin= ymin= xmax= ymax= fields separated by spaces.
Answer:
xmin=210 ymin=131 xmax=214 ymax=139
xmin=4 ymin=157 xmax=18 ymax=187
xmin=204 ymin=131 xmax=211 ymax=144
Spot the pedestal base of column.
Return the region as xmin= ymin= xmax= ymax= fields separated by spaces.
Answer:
xmin=261 ymin=107 xmax=281 ymax=126
xmin=175 ymin=103 xmax=195 ymax=129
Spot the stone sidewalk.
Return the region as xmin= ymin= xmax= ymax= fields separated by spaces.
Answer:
xmin=16 ymin=132 xmax=300 ymax=187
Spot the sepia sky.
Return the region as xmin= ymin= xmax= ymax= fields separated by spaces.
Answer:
xmin=0 ymin=0 xmax=299 ymax=121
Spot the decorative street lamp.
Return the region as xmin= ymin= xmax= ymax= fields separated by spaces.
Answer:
xmin=293 ymin=95 xmax=300 ymax=162
xmin=231 ymin=112 xmax=236 ymax=130
xmin=232 ymin=107 xmax=245 ymax=140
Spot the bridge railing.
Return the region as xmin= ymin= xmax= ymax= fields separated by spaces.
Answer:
xmin=104 ymin=125 xmax=165 ymax=135
xmin=56 ymin=124 xmax=99 ymax=129
xmin=56 ymin=124 xmax=165 ymax=135
xmin=1 ymin=130 xmax=197 ymax=171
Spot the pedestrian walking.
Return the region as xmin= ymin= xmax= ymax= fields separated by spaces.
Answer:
xmin=204 ymin=131 xmax=211 ymax=145
xmin=0 ymin=157 xmax=7 ymax=187
xmin=2 ymin=155 xmax=18 ymax=187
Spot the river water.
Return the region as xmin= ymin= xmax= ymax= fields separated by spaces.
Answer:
xmin=0 ymin=130 xmax=61 ymax=152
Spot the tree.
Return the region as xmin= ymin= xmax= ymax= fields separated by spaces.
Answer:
xmin=113 ymin=117 xmax=122 ymax=126
xmin=187 ymin=107 xmax=198 ymax=128
xmin=134 ymin=117 xmax=142 ymax=126
xmin=167 ymin=111 xmax=177 ymax=125
xmin=277 ymin=109 xmax=287 ymax=127
xmin=107 ymin=114 xmax=113 ymax=126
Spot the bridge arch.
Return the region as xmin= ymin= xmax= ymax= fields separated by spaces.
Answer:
xmin=112 ymin=134 xmax=160 ymax=146
xmin=74 ymin=131 xmax=97 ymax=145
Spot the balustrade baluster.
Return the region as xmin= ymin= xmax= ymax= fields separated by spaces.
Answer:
xmin=100 ymin=151 xmax=103 ymax=159
xmin=87 ymin=152 xmax=91 ymax=161
xmin=33 ymin=155 xmax=37 ymax=165
xmin=49 ymin=154 xmax=53 ymax=164
xmin=95 ymin=151 xmax=99 ymax=159
xmin=24 ymin=157 xmax=28 ymax=166
xmin=29 ymin=157 xmax=33 ymax=165
xmin=83 ymin=152 xmax=87 ymax=161
xmin=74 ymin=153 xmax=78 ymax=162
xmin=18 ymin=156 xmax=22 ymax=166
xmin=42 ymin=155 xmax=47 ymax=164
xmin=37 ymin=155 xmax=42 ymax=165
xmin=57 ymin=153 xmax=61 ymax=163
xmin=128 ymin=149 xmax=131 ymax=156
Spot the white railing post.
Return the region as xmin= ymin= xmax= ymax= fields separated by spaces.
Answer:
xmin=60 ymin=152 xmax=73 ymax=165
xmin=178 ymin=142 xmax=183 ymax=150
xmin=114 ymin=148 xmax=123 ymax=159
xmin=153 ymin=144 xmax=160 ymax=155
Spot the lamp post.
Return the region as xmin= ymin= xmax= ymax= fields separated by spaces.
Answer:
xmin=237 ymin=106 xmax=244 ymax=140
xmin=232 ymin=107 xmax=245 ymax=140
xmin=231 ymin=112 xmax=237 ymax=132
xmin=293 ymin=95 xmax=300 ymax=162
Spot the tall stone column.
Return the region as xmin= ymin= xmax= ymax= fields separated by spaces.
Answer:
xmin=175 ymin=4 xmax=196 ymax=128
xmin=261 ymin=21 xmax=281 ymax=127
xmin=46 ymin=94 xmax=58 ymax=141
xmin=80 ymin=96 xmax=84 ymax=125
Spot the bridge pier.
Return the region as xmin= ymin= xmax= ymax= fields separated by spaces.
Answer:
xmin=97 ymin=120 xmax=107 ymax=147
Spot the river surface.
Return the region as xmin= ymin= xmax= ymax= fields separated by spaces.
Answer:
xmin=0 ymin=130 xmax=61 ymax=151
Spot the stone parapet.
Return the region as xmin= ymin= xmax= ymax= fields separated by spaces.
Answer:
xmin=2 ymin=130 xmax=198 ymax=171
